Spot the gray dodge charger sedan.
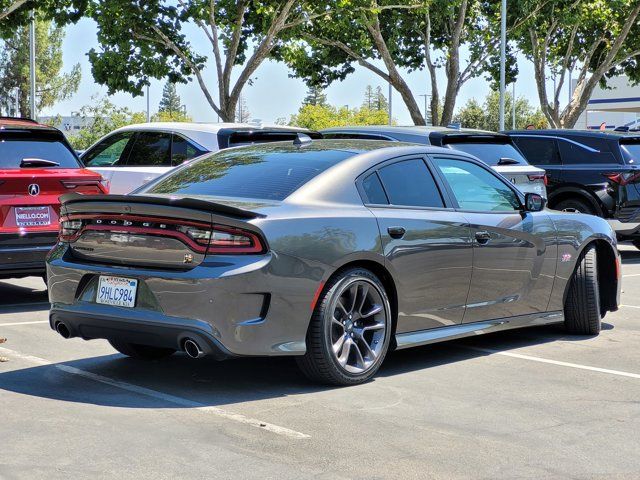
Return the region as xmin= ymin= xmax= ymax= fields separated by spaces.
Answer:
xmin=47 ymin=138 xmax=621 ymax=385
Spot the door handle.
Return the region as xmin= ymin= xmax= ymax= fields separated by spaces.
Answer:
xmin=475 ymin=231 xmax=491 ymax=244
xmin=387 ymin=226 xmax=406 ymax=239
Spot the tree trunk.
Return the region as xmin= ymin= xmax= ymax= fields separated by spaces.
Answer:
xmin=391 ymin=74 xmax=425 ymax=125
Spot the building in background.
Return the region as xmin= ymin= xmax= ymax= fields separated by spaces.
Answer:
xmin=574 ymin=76 xmax=640 ymax=130
xmin=39 ymin=115 xmax=94 ymax=137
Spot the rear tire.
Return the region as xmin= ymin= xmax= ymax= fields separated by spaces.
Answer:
xmin=109 ymin=340 xmax=176 ymax=360
xmin=296 ymin=268 xmax=392 ymax=386
xmin=554 ymin=197 xmax=595 ymax=215
xmin=564 ymin=244 xmax=601 ymax=335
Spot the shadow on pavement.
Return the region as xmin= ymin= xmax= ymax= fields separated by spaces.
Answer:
xmin=620 ymin=248 xmax=640 ymax=265
xmin=0 ymin=278 xmax=48 ymax=310
xmin=0 ymin=323 xmax=605 ymax=409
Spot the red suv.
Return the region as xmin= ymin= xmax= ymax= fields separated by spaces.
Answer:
xmin=0 ymin=118 xmax=108 ymax=281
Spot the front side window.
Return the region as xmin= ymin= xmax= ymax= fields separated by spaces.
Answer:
xmin=81 ymin=132 xmax=134 ymax=167
xmin=126 ymin=132 xmax=172 ymax=167
xmin=434 ymin=158 xmax=520 ymax=212
xmin=512 ymin=137 xmax=561 ymax=165
xmin=377 ymin=158 xmax=444 ymax=208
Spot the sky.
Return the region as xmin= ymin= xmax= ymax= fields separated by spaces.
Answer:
xmin=44 ymin=18 xmax=569 ymax=125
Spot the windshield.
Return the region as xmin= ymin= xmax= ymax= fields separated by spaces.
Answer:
xmin=143 ymin=145 xmax=353 ymax=201
xmin=446 ymin=142 xmax=529 ymax=166
xmin=0 ymin=137 xmax=79 ymax=169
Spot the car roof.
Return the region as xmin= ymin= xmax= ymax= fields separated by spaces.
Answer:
xmin=113 ymin=122 xmax=314 ymax=135
xmin=321 ymin=125 xmax=500 ymax=137
xmin=0 ymin=117 xmax=62 ymax=133
xmin=504 ymin=129 xmax=640 ymax=140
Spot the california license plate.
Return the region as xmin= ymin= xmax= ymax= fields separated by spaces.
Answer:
xmin=15 ymin=206 xmax=51 ymax=227
xmin=96 ymin=276 xmax=138 ymax=308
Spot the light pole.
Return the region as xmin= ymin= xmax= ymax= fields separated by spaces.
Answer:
xmin=499 ymin=0 xmax=506 ymax=131
xmin=29 ymin=10 xmax=36 ymax=119
xmin=146 ymin=83 xmax=151 ymax=122
xmin=512 ymin=81 xmax=516 ymax=129
xmin=388 ymin=82 xmax=392 ymax=125
xmin=419 ymin=94 xmax=432 ymax=125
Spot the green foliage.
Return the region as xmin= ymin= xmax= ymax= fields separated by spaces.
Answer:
xmin=0 ymin=1 xmax=87 ymax=37
xmin=158 ymin=81 xmax=183 ymax=115
xmin=69 ymin=96 xmax=146 ymax=150
xmin=152 ymin=110 xmax=192 ymax=123
xmin=302 ymin=85 xmax=327 ymax=107
xmin=362 ymin=85 xmax=388 ymax=112
xmin=453 ymin=91 xmax=548 ymax=131
xmin=0 ymin=19 xmax=80 ymax=117
xmin=289 ymin=103 xmax=389 ymax=131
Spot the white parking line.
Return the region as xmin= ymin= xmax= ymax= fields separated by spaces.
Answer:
xmin=621 ymin=304 xmax=640 ymax=309
xmin=622 ymin=274 xmax=640 ymax=278
xmin=0 ymin=320 xmax=49 ymax=327
xmin=0 ymin=346 xmax=310 ymax=440
xmin=465 ymin=346 xmax=640 ymax=380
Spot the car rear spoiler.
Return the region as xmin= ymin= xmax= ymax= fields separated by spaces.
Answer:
xmin=59 ymin=193 xmax=264 ymax=220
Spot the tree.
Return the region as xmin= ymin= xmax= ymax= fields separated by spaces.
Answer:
xmin=290 ymin=103 xmax=389 ymax=130
xmin=86 ymin=1 xmax=331 ymax=122
xmin=374 ymin=86 xmax=388 ymax=112
xmin=152 ymin=110 xmax=192 ymax=123
xmin=302 ymin=85 xmax=327 ymax=106
xmin=236 ymin=94 xmax=251 ymax=123
xmin=281 ymin=0 xmax=528 ymax=126
xmin=511 ymin=0 xmax=640 ymax=128
xmin=362 ymin=85 xmax=375 ymax=109
xmin=0 ymin=1 xmax=88 ymax=37
xmin=0 ymin=18 xmax=81 ymax=117
xmin=158 ymin=81 xmax=182 ymax=115
xmin=70 ymin=96 xmax=146 ymax=150
xmin=453 ymin=91 xmax=548 ymax=131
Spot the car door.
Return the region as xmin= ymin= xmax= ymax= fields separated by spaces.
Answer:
xmin=431 ymin=155 xmax=557 ymax=323
xmin=80 ymin=131 xmax=136 ymax=187
xmin=360 ymin=156 xmax=473 ymax=333
xmin=109 ymin=131 xmax=173 ymax=194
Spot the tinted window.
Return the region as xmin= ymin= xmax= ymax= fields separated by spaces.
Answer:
xmin=126 ymin=132 xmax=171 ymax=166
xmin=512 ymin=137 xmax=560 ymax=165
xmin=144 ymin=145 xmax=353 ymax=201
xmin=377 ymin=159 xmax=444 ymax=208
xmin=0 ymin=137 xmax=79 ymax=169
xmin=82 ymin=132 xmax=133 ymax=167
xmin=434 ymin=158 xmax=520 ymax=212
xmin=621 ymin=142 xmax=640 ymax=165
xmin=446 ymin=142 xmax=528 ymax=166
xmin=558 ymin=137 xmax=618 ymax=164
xmin=362 ymin=173 xmax=388 ymax=204
xmin=171 ymin=134 xmax=204 ymax=166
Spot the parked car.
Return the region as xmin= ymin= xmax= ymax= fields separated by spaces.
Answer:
xmin=505 ymin=129 xmax=640 ymax=247
xmin=48 ymin=138 xmax=619 ymax=385
xmin=0 ymin=117 xmax=108 ymax=281
xmin=321 ymin=126 xmax=547 ymax=198
xmin=80 ymin=122 xmax=321 ymax=194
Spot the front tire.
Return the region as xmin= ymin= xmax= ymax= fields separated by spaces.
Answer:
xmin=564 ymin=244 xmax=601 ymax=335
xmin=296 ymin=268 xmax=392 ymax=386
xmin=109 ymin=340 xmax=176 ymax=360
xmin=554 ymin=197 xmax=595 ymax=215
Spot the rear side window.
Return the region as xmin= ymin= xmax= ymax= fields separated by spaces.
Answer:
xmin=620 ymin=140 xmax=640 ymax=165
xmin=144 ymin=146 xmax=353 ymax=201
xmin=446 ymin=141 xmax=529 ymax=166
xmin=362 ymin=173 xmax=389 ymax=204
xmin=512 ymin=137 xmax=561 ymax=165
xmin=126 ymin=132 xmax=172 ymax=166
xmin=558 ymin=137 xmax=618 ymax=164
xmin=0 ymin=136 xmax=79 ymax=168
xmin=377 ymin=159 xmax=444 ymax=208
xmin=171 ymin=134 xmax=205 ymax=166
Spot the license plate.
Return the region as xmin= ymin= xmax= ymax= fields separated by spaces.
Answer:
xmin=15 ymin=206 xmax=51 ymax=227
xmin=96 ymin=276 xmax=138 ymax=308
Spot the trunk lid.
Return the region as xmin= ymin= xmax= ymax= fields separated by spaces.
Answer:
xmin=0 ymin=168 xmax=104 ymax=234
xmin=59 ymin=194 xmax=267 ymax=270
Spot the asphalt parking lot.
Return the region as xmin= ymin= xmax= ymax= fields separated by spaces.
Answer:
xmin=0 ymin=246 xmax=639 ymax=480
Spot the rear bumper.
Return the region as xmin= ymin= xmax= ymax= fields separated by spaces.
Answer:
xmin=0 ymin=233 xmax=56 ymax=278
xmin=49 ymin=305 xmax=234 ymax=360
xmin=46 ymin=243 xmax=319 ymax=357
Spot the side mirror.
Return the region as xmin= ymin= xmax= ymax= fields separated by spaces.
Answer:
xmin=525 ymin=193 xmax=546 ymax=212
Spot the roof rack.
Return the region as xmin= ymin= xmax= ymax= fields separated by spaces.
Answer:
xmin=293 ymin=133 xmax=313 ymax=147
xmin=0 ymin=116 xmax=39 ymax=124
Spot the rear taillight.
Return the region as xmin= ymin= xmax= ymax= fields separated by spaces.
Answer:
xmin=61 ymin=178 xmax=109 ymax=194
xmin=527 ymin=173 xmax=547 ymax=185
xmin=59 ymin=219 xmax=82 ymax=241
xmin=59 ymin=215 xmax=264 ymax=254
xmin=604 ymin=172 xmax=640 ymax=186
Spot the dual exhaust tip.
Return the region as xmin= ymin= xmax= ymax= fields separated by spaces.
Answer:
xmin=55 ymin=322 xmax=205 ymax=359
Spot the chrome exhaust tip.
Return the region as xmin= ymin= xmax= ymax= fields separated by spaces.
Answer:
xmin=55 ymin=322 xmax=71 ymax=339
xmin=183 ymin=339 xmax=204 ymax=359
